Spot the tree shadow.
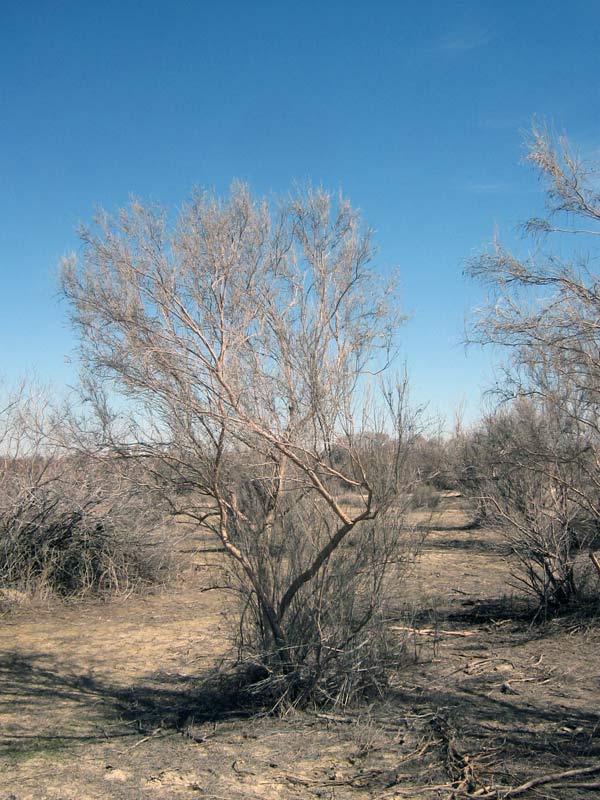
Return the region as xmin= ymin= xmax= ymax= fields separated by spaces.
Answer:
xmin=446 ymin=596 xmax=600 ymax=633
xmin=423 ymin=535 xmax=510 ymax=555
xmin=394 ymin=681 xmax=600 ymax=768
xmin=2 ymin=646 xmax=599 ymax=800
xmin=414 ymin=516 xmax=483 ymax=534
xmin=403 ymin=596 xmax=536 ymax=631
xmin=447 ymin=597 xmax=536 ymax=624
xmin=0 ymin=650 xmax=260 ymax=759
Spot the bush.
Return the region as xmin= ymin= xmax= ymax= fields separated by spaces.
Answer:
xmin=457 ymin=401 xmax=598 ymax=608
xmin=466 ymin=126 xmax=600 ymax=610
xmin=60 ymin=184 xmax=422 ymax=708
xmin=0 ymin=385 xmax=168 ymax=597
xmin=224 ymin=485 xmax=418 ymax=709
xmin=409 ymin=484 xmax=441 ymax=511
xmin=0 ymin=484 xmax=162 ymax=596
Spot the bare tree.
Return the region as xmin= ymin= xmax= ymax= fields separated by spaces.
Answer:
xmin=61 ymin=184 xmax=417 ymax=705
xmin=467 ymin=125 xmax=600 ymax=606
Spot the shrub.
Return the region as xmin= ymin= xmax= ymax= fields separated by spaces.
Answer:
xmin=0 ymin=482 xmax=163 ymax=596
xmin=409 ymin=484 xmax=441 ymax=511
xmin=60 ymin=184 xmax=420 ymax=708
xmin=226 ymin=491 xmax=417 ymax=708
xmin=457 ymin=401 xmax=598 ymax=608
xmin=0 ymin=386 xmax=167 ymax=597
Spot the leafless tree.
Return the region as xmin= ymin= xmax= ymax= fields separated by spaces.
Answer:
xmin=466 ymin=125 xmax=600 ymax=606
xmin=60 ymin=184 xmax=418 ymax=705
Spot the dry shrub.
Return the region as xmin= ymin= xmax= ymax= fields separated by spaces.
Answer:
xmin=0 ymin=386 xmax=168 ymax=598
xmin=59 ymin=184 xmax=423 ymax=709
xmin=225 ymin=488 xmax=417 ymax=709
xmin=467 ymin=126 xmax=600 ymax=611
xmin=409 ymin=484 xmax=441 ymax=511
xmin=0 ymin=480 xmax=164 ymax=597
xmin=458 ymin=401 xmax=599 ymax=609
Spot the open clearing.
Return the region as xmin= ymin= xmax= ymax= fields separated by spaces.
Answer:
xmin=1 ymin=494 xmax=599 ymax=799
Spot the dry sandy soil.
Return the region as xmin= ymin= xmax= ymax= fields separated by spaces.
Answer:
xmin=1 ymin=495 xmax=599 ymax=799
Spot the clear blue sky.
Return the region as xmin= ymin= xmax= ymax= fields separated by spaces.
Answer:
xmin=2 ymin=0 xmax=599 ymax=426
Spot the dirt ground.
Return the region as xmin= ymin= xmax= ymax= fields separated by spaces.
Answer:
xmin=1 ymin=495 xmax=599 ymax=799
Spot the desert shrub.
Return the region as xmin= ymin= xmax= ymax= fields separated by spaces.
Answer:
xmin=0 ymin=480 xmax=164 ymax=596
xmin=458 ymin=401 xmax=598 ymax=608
xmin=409 ymin=483 xmax=441 ymax=511
xmin=467 ymin=126 xmax=600 ymax=610
xmin=410 ymin=435 xmax=459 ymax=491
xmin=0 ymin=386 xmax=168 ymax=597
xmin=60 ymin=184 xmax=421 ymax=708
xmin=226 ymin=488 xmax=417 ymax=708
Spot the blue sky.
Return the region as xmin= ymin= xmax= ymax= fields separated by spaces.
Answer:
xmin=2 ymin=0 xmax=599 ymax=426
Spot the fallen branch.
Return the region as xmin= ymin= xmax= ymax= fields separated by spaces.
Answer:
xmin=561 ymin=782 xmax=600 ymax=790
xmin=381 ymin=782 xmax=457 ymax=797
xmin=502 ymin=763 xmax=600 ymax=798
xmin=459 ymin=762 xmax=600 ymax=798
xmin=390 ymin=626 xmax=475 ymax=638
xmin=120 ymin=727 xmax=164 ymax=754
xmin=312 ymin=711 xmax=355 ymax=724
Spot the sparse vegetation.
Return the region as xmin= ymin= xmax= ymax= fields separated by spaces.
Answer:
xmin=3 ymin=126 xmax=600 ymax=798
xmin=0 ymin=385 xmax=168 ymax=598
xmin=466 ymin=126 xmax=600 ymax=610
xmin=456 ymin=400 xmax=599 ymax=607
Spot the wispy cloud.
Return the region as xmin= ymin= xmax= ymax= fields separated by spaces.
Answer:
xmin=430 ymin=29 xmax=492 ymax=57
xmin=403 ymin=25 xmax=493 ymax=68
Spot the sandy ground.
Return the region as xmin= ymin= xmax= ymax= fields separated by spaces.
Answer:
xmin=1 ymin=496 xmax=599 ymax=799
